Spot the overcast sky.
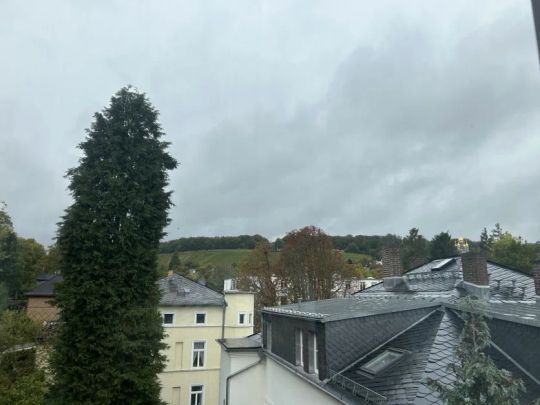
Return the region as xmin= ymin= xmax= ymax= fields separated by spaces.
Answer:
xmin=2 ymin=1 xmax=540 ymax=246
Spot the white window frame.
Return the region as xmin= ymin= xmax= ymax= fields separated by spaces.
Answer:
xmin=162 ymin=312 xmax=175 ymax=326
xmin=194 ymin=311 xmax=207 ymax=325
xmin=189 ymin=384 xmax=204 ymax=405
xmin=295 ymin=329 xmax=303 ymax=367
xmin=238 ymin=311 xmax=248 ymax=326
xmin=191 ymin=340 xmax=207 ymax=369
xmin=248 ymin=313 xmax=253 ymax=325
xmin=309 ymin=332 xmax=318 ymax=375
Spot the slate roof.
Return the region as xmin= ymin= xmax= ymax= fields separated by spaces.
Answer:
xmin=218 ymin=333 xmax=262 ymax=351
xmin=334 ymin=308 xmax=540 ymax=404
xmin=263 ymin=256 xmax=540 ymax=404
xmin=360 ymin=257 xmax=536 ymax=301
xmin=25 ymin=275 xmax=63 ymax=297
xmin=158 ymin=273 xmax=225 ymax=307
xmin=263 ymin=295 xmax=443 ymax=322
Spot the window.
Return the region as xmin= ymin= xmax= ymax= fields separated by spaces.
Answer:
xmin=295 ymin=329 xmax=303 ymax=366
xmin=163 ymin=313 xmax=174 ymax=325
xmin=238 ymin=312 xmax=247 ymax=325
xmin=190 ymin=385 xmax=204 ymax=405
xmin=264 ymin=320 xmax=272 ymax=350
xmin=361 ymin=348 xmax=406 ymax=375
xmin=248 ymin=313 xmax=252 ymax=325
xmin=195 ymin=312 xmax=207 ymax=325
xmin=308 ymin=332 xmax=318 ymax=374
xmin=192 ymin=341 xmax=206 ymax=368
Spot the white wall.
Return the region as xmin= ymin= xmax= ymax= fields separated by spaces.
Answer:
xmin=220 ymin=351 xmax=343 ymax=405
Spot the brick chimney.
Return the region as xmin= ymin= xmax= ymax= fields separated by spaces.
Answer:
xmin=382 ymin=247 xmax=403 ymax=277
xmin=382 ymin=247 xmax=409 ymax=291
xmin=461 ymin=252 xmax=490 ymax=299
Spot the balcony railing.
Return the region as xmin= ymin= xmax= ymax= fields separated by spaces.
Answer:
xmin=328 ymin=370 xmax=387 ymax=404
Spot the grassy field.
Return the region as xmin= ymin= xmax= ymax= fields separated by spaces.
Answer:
xmin=158 ymin=249 xmax=256 ymax=269
xmin=158 ymin=249 xmax=373 ymax=270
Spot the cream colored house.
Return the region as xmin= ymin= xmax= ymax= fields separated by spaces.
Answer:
xmin=158 ymin=273 xmax=254 ymax=405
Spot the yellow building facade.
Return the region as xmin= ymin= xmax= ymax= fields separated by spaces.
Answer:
xmin=158 ymin=274 xmax=254 ymax=405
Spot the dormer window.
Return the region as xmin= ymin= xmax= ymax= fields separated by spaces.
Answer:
xmin=360 ymin=348 xmax=407 ymax=375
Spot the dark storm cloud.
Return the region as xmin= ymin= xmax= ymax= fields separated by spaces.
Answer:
xmin=1 ymin=0 xmax=540 ymax=245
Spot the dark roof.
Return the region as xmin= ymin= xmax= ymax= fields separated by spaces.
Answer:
xmin=158 ymin=273 xmax=225 ymax=307
xmin=334 ymin=308 xmax=540 ymax=405
xmin=218 ymin=333 xmax=262 ymax=351
xmin=36 ymin=273 xmax=55 ymax=282
xmin=263 ymin=295 xmax=443 ymax=323
xmin=359 ymin=257 xmax=536 ymax=300
xmin=263 ymin=257 xmax=540 ymax=404
xmin=25 ymin=275 xmax=63 ymax=297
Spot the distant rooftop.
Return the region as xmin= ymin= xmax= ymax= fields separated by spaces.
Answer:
xmin=25 ymin=275 xmax=63 ymax=297
xmin=158 ymin=273 xmax=225 ymax=307
xmin=218 ymin=333 xmax=262 ymax=351
xmin=263 ymin=256 xmax=540 ymax=326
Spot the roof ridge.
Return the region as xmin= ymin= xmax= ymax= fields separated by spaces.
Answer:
xmin=166 ymin=272 xmax=224 ymax=297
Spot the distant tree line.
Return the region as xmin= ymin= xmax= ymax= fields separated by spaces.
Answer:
xmin=0 ymin=202 xmax=61 ymax=302
xmin=159 ymin=234 xmax=268 ymax=253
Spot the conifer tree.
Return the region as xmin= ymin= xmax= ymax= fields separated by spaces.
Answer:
xmin=428 ymin=298 xmax=525 ymax=404
xmin=50 ymin=87 xmax=177 ymax=404
xmin=168 ymin=251 xmax=182 ymax=272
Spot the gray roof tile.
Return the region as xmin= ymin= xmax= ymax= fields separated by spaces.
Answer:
xmin=158 ymin=273 xmax=224 ymax=307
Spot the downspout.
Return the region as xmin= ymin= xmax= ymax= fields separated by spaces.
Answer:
xmin=225 ymin=350 xmax=264 ymax=405
xmin=221 ymin=300 xmax=227 ymax=339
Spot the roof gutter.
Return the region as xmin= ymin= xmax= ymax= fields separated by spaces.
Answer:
xmin=225 ymin=350 xmax=264 ymax=405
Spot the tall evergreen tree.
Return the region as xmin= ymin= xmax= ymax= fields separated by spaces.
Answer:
xmin=479 ymin=227 xmax=491 ymax=252
xmin=402 ymin=228 xmax=430 ymax=270
xmin=50 ymin=88 xmax=177 ymax=404
xmin=430 ymin=231 xmax=458 ymax=259
xmin=168 ymin=251 xmax=182 ymax=272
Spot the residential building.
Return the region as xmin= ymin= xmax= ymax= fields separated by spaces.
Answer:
xmin=219 ymin=250 xmax=540 ymax=404
xmin=223 ymin=276 xmax=382 ymax=302
xmin=25 ymin=271 xmax=255 ymax=405
xmin=158 ymin=273 xmax=254 ymax=405
xmin=25 ymin=274 xmax=63 ymax=323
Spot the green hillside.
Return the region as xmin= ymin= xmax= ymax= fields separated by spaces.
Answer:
xmin=158 ymin=249 xmax=373 ymax=270
xmin=158 ymin=249 xmax=256 ymax=270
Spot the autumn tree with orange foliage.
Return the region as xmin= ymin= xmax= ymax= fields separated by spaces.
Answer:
xmin=238 ymin=240 xmax=280 ymax=330
xmin=280 ymin=226 xmax=353 ymax=302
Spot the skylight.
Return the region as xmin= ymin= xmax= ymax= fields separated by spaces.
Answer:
xmin=431 ymin=258 xmax=455 ymax=271
xmin=360 ymin=349 xmax=406 ymax=375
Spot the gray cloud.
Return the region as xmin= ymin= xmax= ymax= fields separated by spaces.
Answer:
xmin=1 ymin=0 xmax=540 ymax=245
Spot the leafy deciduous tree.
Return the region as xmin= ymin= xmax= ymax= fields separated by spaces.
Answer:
xmin=0 ymin=204 xmax=19 ymax=298
xmin=238 ymin=241 xmax=280 ymax=331
xmin=50 ymin=87 xmax=177 ymax=404
xmin=489 ymin=232 xmax=534 ymax=271
xmin=280 ymin=226 xmax=352 ymax=302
